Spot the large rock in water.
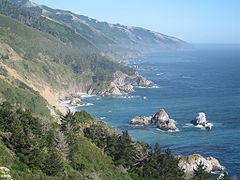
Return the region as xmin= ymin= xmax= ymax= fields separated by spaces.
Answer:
xmin=191 ymin=112 xmax=207 ymax=126
xmin=191 ymin=112 xmax=213 ymax=130
xmin=153 ymin=109 xmax=178 ymax=131
xmin=177 ymin=154 xmax=224 ymax=176
xmin=130 ymin=109 xmax=178 ymax=131
xmin=153 ymin=109 xmax=169 ymax=122
xmin=130 ymin=116 xmax=153 ymax=126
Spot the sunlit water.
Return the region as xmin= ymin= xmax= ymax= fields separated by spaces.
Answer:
xmin=76 ymin=45 xmax=240 ymax=177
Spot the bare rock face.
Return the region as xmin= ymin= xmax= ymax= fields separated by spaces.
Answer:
xmin=191 ymin=112 xmax=207 ymax=126
xmin=206 ymin=157 xmax=224 ymax=171
xmin=113 ymin=71 xmax=155 ymax=93
xmin=191 ymin=112 xmax=213 ymax=130
xmin=153 ymin=109 xmax=170 ymax=122
xmin=70 ymin=98 xmax=81 ymax=106
xmin=103 ymin=82 xmax=122 ymax=96
xmin=177 ymin=154 xmax=224 ymax=176
xmin=157 ymin=118 xmax=177 ymax=131
xmin=153 ymin=109 xmax=178 ymax=131
xmin=130 ymin=109 xmax=178 ymax=131
xmin=130 ymin=116 xmax=153 ymax=126
xmin=205 ymin=123 xmax=213 ymax=131
xmin=87 ymin=71 xmax=156 ymax=96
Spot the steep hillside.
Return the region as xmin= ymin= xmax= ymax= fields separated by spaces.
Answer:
xmin=0 ymin=13 xmax=134 ymax=116
xmin=0 ymin=105 xmax=133 ymax=179
xmin=0 ymin=0 xmax=98 ymax=53
xmin=8 ymin=0 xmax=186 ymax=58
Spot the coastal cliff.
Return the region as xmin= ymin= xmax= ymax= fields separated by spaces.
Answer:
xmin=87 ymin=71 xmax=156 ymax=96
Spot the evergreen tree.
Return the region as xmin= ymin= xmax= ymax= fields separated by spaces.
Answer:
xmin=191 ymin=162 xmax=211 ymax=180
xmin=114 ymin=130 xmax=134 ymax=167
xmin=55 ymin=131 xmax=70 ymax=160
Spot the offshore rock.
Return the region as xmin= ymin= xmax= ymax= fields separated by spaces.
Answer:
xmin=191 ymin=112 xmax=207 ymax=126
xmin=130 ymin=109 xmax=178 ymax=131
xmin=130 ymin=116 xmax=153 ymax=126
xmin=153 ymin=109 xmax=177 ymax=131
xmin=191 ymin=112 xmax=213 ymax=130
xmin=153 ymin=109 xmax=170 ymax=122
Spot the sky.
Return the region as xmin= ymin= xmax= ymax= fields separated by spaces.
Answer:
xmin=32 ymin=0 xmax=240 ymax=44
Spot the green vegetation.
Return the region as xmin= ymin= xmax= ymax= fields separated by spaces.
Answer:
xmin=84 ymin=124 xmax=185 ymax=180
xmin=190 ymin=162 xmax=211 ymax=180
xmin=0 ymin=103 xmax=229 ymax=180
xmin=0 ymin=79 xmax=50 ymax=116
xmin=0 ymin=0 xmax=96 ymax=53
xmin=0 ymin=104 xmax=132 ymax=179
xmin=0 ymin=103 xmax=184 ymax=179
xmin=0 ymin=12 xmax=134 ymax=87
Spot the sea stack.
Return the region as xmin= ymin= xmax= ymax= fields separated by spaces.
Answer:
xmin=191 ymin=112 xmax=213 ymax=130
xmin=130 ymin=116 xmax=153 ymax=126
xmin=153 ymin=109 xmax=178 ymax=131
xmin=130 ymin=109 xmax=178 ymax=131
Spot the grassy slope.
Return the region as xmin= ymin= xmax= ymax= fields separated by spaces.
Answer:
xmin=0 ymin=0 xmax=98 ymax=53
xmin=0 ymin=79 xmax=50 ymax=117
xmin=0 ymin=14 xmax=70 ymax=59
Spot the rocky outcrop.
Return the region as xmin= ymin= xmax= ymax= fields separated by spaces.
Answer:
xmin=157 ymin=118 xmax=177 ymax=131
xmin=113 ymin=71 xmax=155 ymax=92
xmin=100 ymin=82 xmax=122 ymax=96
xmin=153 ymin=109 xmax=178 ymax=131
xmin=153 ymin=109 xmax=170 ymax=122
xmin=191 ymin=112 xmax=213 ymax=130
xmin=178 ymin=154 xmax=224 ymax=179
xmin=130 ymin=109 xmax=178 ymax=131
xmin=131 ymin=116 xmax=153 ymax=126
xmin=88 ymin=71 xmax=156 ymax=96
xmin=178 ymin=154 xmax=224 ymax=176
xmin=191 ymin=112 xmax=207 ymax=126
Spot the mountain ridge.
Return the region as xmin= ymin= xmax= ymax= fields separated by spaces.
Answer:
xmin=9 ymin=0 xmax=186 ymax=58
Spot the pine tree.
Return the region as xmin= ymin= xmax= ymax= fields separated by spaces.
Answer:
xmin=191 ymin=162 xmax=211 ymax=180
xmin=55 ymin=131 xmax=70 ymax=160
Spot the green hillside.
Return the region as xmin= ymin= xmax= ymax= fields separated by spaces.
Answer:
xmin=0 ymin=104 xmax=185 ymax=180
xmin=0 ymin=1 xmax=195 ymax=180
xmin=0 ymin=0 xmax=98 ymax=53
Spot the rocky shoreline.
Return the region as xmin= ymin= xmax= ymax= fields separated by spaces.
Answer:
xmin=57 ymin=71 xmax=225 ymax=177
xmin=177 ymin=154 xmax=224 ymax=179
xmin=87 ymin=71 xmax=157 ymax=96
xmin=59 ymin=70 xmax=157 ymax=111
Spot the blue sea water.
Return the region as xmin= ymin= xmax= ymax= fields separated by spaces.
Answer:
xmin=76 ymin=44 xmax=240 ymax=177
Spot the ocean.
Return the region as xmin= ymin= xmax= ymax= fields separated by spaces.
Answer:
xmin=76 ymin=44 xmax=240 ymax=177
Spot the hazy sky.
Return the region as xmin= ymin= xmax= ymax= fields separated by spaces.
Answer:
xmin=32 ymin=0 xmax=240 ymax=44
